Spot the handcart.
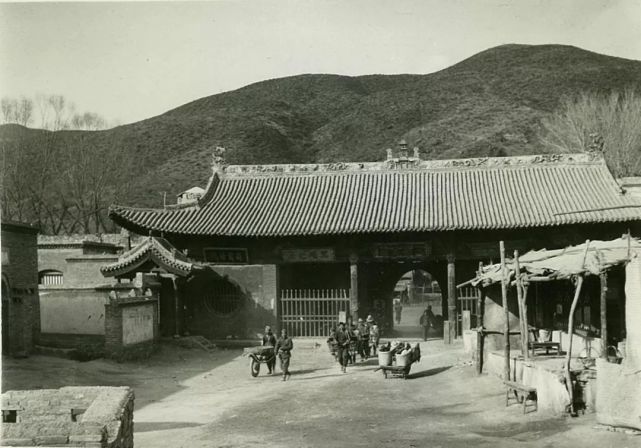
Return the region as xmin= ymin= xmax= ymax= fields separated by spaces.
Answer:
xmin=243 ymin=345 xmax=276 ymax=377
xmin=374 ymin=342 xmax=421 ymax=379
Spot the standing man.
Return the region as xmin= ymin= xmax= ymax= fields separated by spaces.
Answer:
xmin=357 ymin=318 xmax=370 ymax=361
xmin=274 ymin=328 xmax=293 ymax=381
xmin=394 ymin=299 xmax=403 ymax=325
xmin=419 ymin=306 xmax=436 ymax=341
xmin=261 ymin=325 xmax=277 ymax=374
xmin=335 ymin=322 xmax=351 ymax=373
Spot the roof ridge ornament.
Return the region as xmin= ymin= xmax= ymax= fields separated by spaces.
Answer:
xmin=212 ymin=146 xmax=227 ymax=170
xmin=385 ymin=140 xmax=421 ymax=169
xmin=587 ymin=133 xmax=605 ymax=157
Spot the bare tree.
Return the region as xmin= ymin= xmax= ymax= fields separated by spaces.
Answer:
xmin=2 ymin=93 xmax=125 ymax=233
xmin=539 ymin=89 xmax=641 ymax=178
xmin=1 ymin=97 xmax=15 ymax=123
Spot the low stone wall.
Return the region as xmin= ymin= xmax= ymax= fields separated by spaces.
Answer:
xmin=0 ymin=386 xmax=134 ymax=447
xmin=485 ymin=351 xmax=571 ymax=415
xmin=40 ymin=289 xmax=108 ymax=336
xmin=596 ymin=359 xmax=641 ymax=430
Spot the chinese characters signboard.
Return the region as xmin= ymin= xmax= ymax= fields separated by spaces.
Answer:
xmin=281 ymin=248 xmax=335 ymax=263
xmin=203 ymin=248 xmax=249 ymax=264
xmin=372 ymin=242 xmax=430 ymax=259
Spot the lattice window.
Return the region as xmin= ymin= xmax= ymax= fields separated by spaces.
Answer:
xmin=202 ymin=281 xmax=243 ymax=316
xmin=39 ymin=270 xmax=63 ymax=286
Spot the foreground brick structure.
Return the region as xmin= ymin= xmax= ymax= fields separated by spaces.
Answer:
xmin=1 ymin=221 xmax=40 ymax=356
xmin=0 ymin=386 xmax=134 ymax=447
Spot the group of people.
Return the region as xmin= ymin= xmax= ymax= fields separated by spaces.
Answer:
xmin=327 ymin=315 xmax=381 ymax=373
xmin=259 ymin=306 xmax=436 ymax=381
xmin=261 ymin=325 xmax=293 ymax=381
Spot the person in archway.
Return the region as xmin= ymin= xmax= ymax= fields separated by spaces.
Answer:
xmin=394 ymin=299 xmax=403 ymax=325
xmin=335 ymin=322 xmax=351 ymax=373
xmin=274 ymin=328 xmax=293 ymax=381
xmin=261 ymin=325 xmax=277 ymax=374
xmin=420 ymin=306 xmax=436 ymax=341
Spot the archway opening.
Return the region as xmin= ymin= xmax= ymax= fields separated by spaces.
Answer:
xmin=390 ymin=269 xmax=444 ymax=340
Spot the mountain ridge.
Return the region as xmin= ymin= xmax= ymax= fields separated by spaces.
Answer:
xmin=2 ymin=43 xmax=641 ymax=212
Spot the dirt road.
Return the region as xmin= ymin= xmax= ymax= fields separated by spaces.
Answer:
xmin=2 ymin=340 xmax=637 ymax=447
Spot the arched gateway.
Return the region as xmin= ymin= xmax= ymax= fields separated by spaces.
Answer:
xmin=106 ymin=146 xmax=641 ymax=342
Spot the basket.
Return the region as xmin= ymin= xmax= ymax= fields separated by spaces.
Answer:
xmin=378 ymin=351 xmax=393 ymax=366
xmin=396 ymin=352 xmax=411 ymax=367
xmin=606 ymin=346 xmax=623 ymax=364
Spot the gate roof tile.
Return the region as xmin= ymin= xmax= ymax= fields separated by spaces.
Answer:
xmin=109 ymin=153 xmax=641 ymax=237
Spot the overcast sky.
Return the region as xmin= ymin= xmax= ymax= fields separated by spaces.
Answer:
xmin=1 ymin=0 xmax=640 ymax=126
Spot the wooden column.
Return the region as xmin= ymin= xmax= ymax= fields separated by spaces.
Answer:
xmin=476 ymin=261 xmax=486 ymax=375
xmin=349 ymin=253 xmax=359 ymax=320
xmin=172 ymin=275 xmax=181 ymax=338
xmin=600 ymin=272 xmax=608 ymax=359
xmin=499 ymin=241 xmax=511 ymax=380
xmin=445 ymin=253 xmax=456 ymax=344
xmin=565 ymin=275 xmax=584 ymax=414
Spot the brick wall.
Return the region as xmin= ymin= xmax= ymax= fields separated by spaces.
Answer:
xmin=1 ymin=386 xmax=134 ymax=447
xmin=1 ymin=222 xmax=40 ymax=356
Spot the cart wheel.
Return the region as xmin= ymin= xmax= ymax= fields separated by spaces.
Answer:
xmin=250 ymin=357 xmax=260 ymax=377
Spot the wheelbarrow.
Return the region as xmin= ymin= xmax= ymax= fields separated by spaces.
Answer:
xmin=243 ymin=346 xmax=276 ymax=377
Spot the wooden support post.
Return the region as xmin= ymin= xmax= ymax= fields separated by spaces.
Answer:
xmin=522 ymin=283 xmax=530 ymax=360
xmin=446 ymin=253 xmax=456 ymax=344
xmin=514 ymin=250 xmax=529 ymax=360
xmin=499 ymin=241 xmax=511 ymax=380
xmin=349 ymin=254 xmax=359 ymax=321
xmin=600 ymin=272 xmax=608 ymax=359
xmin=564 ymin=240 xmax=590 ymax=415
xmin=564 ymin=275 xmax=584 ymax=414
xmin=476 ymin=261 xmax=485 ymax=375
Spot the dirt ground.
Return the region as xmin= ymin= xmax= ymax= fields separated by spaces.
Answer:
xmin=2 ymin=339 xmax=638 ymax=448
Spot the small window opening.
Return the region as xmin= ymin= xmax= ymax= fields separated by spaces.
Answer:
xmin=71 ymin=408 xmax=86 ymax=422
xmin=2 ymin=410 xmax=17 ymax=423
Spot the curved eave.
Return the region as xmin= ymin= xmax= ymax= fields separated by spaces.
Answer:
xmin=100 ymin=236 xmax=194 ymax=277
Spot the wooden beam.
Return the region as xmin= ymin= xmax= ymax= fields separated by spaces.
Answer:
xmin=500 ymin=241 xmax=511 ymax=380
xmin=600 ymin=272 xmax=608 ymax=359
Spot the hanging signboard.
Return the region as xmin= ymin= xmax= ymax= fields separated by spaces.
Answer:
xmin=203 ymin=247 xmax=249 ymax=264
xmin=281 ymin=248 xmax=335 ymax=263
xmin=372 ymin=242 xmax=430 ymax=259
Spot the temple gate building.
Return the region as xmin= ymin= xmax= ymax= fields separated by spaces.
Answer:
xmin=104 ymin=146 xmax=641 ymax=342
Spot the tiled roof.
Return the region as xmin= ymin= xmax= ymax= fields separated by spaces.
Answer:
xmin=100 ymin=237 xmax=196 ymax=277
xmin=109 ymin=153 xmax=641 ymax=237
